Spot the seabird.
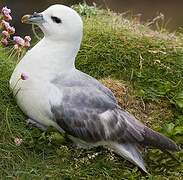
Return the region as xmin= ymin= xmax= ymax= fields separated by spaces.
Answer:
xmin=9 ymin=5 xmax=180 ymax=173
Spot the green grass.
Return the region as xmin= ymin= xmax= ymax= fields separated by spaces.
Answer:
xmin=0 ymin=4 xmax=183 ymax=179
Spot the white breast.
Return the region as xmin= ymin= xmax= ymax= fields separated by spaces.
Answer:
xmin=9 ymin=43 xmax=63 ymax=127
xmin=9 ymin=37 xmax=77 ymax=129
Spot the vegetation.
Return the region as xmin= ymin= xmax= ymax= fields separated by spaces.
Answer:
xmin=0 ymin=3 xmax=183 ymax=179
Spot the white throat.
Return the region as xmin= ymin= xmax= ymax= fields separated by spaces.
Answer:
xmin=29 ymin=36 xmax=81 ymax=72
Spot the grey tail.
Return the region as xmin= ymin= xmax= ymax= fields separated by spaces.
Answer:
xmin=142 ymin=126 xmax=181 ymax=151
xmin=107 ymin=142 xmax=148 ymax=173
xmin=119 ymin=109 xmax=180 ymax=152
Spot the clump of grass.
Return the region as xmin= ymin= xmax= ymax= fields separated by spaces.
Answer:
xmin=72 ymin=2 xmax=97 ymax=17
xmin=101 ymin=78 xmax=173 ymax=129
xmin=0 ymin=3 xmax=183 ymax=179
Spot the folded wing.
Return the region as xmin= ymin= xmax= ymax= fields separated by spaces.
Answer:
xmin=50 ymin=80 xmax=179 ymax=151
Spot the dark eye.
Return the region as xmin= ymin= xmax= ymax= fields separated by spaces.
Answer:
xmin=51 ymin=16 xmax=62 ymax=23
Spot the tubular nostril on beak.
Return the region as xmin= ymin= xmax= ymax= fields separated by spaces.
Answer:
xmin=30 ymin=12 xmax=43 ymax=18
xmin=32 ymin=12 xmax=40 ymax=17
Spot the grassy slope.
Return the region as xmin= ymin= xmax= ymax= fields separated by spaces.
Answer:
xmin=0 ymin=7 xmax=183 ymax=179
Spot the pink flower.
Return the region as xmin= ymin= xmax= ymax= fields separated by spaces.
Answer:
xmin=2 ymin=30 xmax=10 ymax=38
xmin=4 ymin=14 xmax=12 ymax=21
xmin=14 ymin=44 xmax=19 ymax=49
xmin=24 ymin=36 xmax=31 ymax=47
xmin=21 ymin=73 xmax=29 ymax=80
xmin=7 ymin=26 xmax=15 ymax=34
xmin=1 ymin=38 xmax=8 ymax=46
xmin=24 ymin=36 xmax=31 ymax=42
xmin=13 ymin=36 xmax=25 ymax=46
xmin=24 ymin=41 xmax=30 ymax=47
xmin=14 ymin=138 xmax=22 ymax=146
xmin=1 ymin=7 xmax=11 ymax=16
xmin=1 ymin=20 xmax=10 ymax=29
xmin=1 ymin=7 xmax=12 ymax=21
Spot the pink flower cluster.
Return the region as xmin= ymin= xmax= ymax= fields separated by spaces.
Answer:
xmin=13 ymin=35 xmax=31 ymax=49
xmin=1 ymin=6 xmax=12 ymax=21
xmin=0 ymin=6 xmax=31 ymax=49
xmin=0 ymin=7 xmax=15 ymax=46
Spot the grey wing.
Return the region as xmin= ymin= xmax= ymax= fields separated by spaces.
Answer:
xmin=50 ymin=85 xmax=145 ymax=143
xmin=51 ymin=71 xmax=179 ymax=151
xmin=51 ymin=86 xmax=116 ymax=142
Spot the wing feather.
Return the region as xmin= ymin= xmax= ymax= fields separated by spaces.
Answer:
xmin=50 ymin=70 xmax=180 ymax=151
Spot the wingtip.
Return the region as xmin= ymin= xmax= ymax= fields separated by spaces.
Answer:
xmin=143 ymin=127 xmax=181 ymax=152
xmin=140 ymin=165 xmax=148 ymax=174
xmin=166 ymin=140 xmax=181 ymax=152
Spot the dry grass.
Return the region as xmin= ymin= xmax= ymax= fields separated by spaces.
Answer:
xmin=101 ymin=78 xmax=173 ymax=129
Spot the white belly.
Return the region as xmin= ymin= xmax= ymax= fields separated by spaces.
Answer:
xmin=9 ymin=41 xmax=67 ymax=129
xmin=9 ymin=63 xmax=62 ymax=128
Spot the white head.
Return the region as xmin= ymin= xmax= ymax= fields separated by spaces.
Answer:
xmin=22 ymin=5 xmax=83 ymax=43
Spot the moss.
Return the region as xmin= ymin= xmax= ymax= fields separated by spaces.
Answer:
xmin=0 ymin=6 xmax=183 ymax=179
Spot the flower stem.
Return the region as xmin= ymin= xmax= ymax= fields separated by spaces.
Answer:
xmin=12 ymin=77 xmax=21 ymax=93
xmin=13 ymin=87 xmax=21 ymax=98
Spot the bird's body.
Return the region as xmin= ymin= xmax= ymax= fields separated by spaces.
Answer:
xmin=10 ymin=5 xmax=180 ymax=173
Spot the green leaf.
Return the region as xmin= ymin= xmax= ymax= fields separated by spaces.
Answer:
xmin=163 ymin=123 xmax=175 ymax=135
xmin=173 ymin=126 xmax=183 ymax=135
xmin=174 ymin=92 xmax=183 ymax=108
xmin=48 ymin=132 xmax=65 ymax=145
